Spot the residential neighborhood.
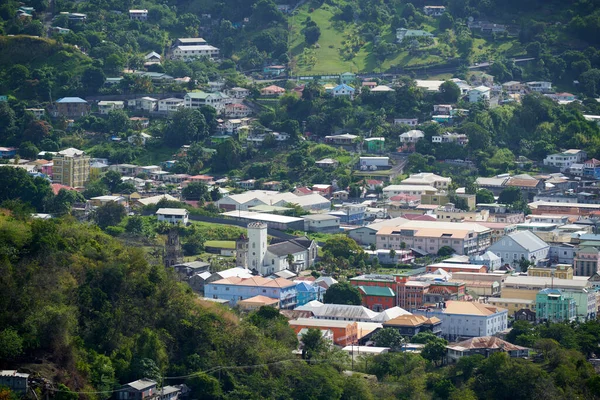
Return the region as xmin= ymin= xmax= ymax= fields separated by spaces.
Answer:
xmin=2 ymin=0 xmax=600 ymax=398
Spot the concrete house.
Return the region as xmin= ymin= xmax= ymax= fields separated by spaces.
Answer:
xmin=52 ymin=97 xmax=90 ymax=119
xmin=396 ymin=28 xmax=434 ymax=43
xmin=468 ymin=86 xmax=491 ymax=103
xmin=0 ymin=371 xmax=29 ymax=394
xmin=205 ymin=276 xmax=298 ymax=308
xmin=446 ymin=337 xmax=529 ymax=363
xmin=417 ymin=301 xmax=508 ymax=340
xmin=156 ymin=208 xmax=189 ymax=225
xmin=423 ymin=5 xmax=446 ymax=16
xmin=98 ymin=100 xmax=124 ymax=115
xmin=487 ymin=230 xmax=549 ymax=270
xmin=172 ymin=45 xmax=219 ymax=60
xmin=129 ymin=9 xmax=148 ymax=20
xmin=332 ymin=84 xmax=356 ymax=100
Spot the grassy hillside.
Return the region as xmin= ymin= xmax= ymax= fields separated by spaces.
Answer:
xmin=0 ymin=35 xmax=92 ymax=72
xmin=289 ymin=4 xmax=370 ymax=74
xmin=288 ymin=2 xmax=529 ymax=75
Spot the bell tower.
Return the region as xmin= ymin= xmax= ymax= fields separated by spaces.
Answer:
xmin=164 ymin=227 xmax=183 ymax=268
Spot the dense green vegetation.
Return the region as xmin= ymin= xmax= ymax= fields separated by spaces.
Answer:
xmin=4 ymin=210 xmax=600 ymax=399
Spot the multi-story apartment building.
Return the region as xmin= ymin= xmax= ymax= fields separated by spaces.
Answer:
xmin=376 ymin=221 xmax=491 ymax=256
xmin=172 ymin=45 xmax=219 ymax=60
xmin=574 ymin=246 xmax=600 ymax=276
xmin=184 ymin=91 xmax=229 ymax=112
xmin=416 ymin=301 xmax=508 ymax=340
xmin=401 ymin=173 xmax=451 ymax=190
xmin=52 ymin=148 xmax=90 ymax=188
xmin=205 ymin=276 xmax=297 ymax=309
xmin=52 ymin=97 xmax=90 ymax=119
xmin=535 ymin=288 xmax=577 ymax=322
xmin=543 ymin=149 xmax=587 ymax=171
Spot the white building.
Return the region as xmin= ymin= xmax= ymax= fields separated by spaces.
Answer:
xmin=303 ymin=214 xmax=340 ymax=233
xmin=241 ymin=222 xmax=317 ymax=275
xmin=382 ymin=184 xmax=438 ymax=197
xmin=401 ymin=173 xmax=451 ymax=190
xmin=25 ymin=108 xmax=45 ymax=119
xmin=359 ymin=157 xmax=389 ymax=169
xmin=394 ymin=118 xmax=419 ymax=127
xmin=399 ymin=130 xmax=424 ymax=145
xmin=526 ymin=81 xmax=552 ymax=93
xmin=226 ymin=87 xmax=250 ymax=99
xmin=98 ymin=101 xmax=124 ymax=115
xmin=423 ymin=5 xmax=446 ymax=16
xmin=543 ymin=149 xmax=587 ymax=172
xmin=468 ymin=86 xmax=491 ymax=103
xmin=158 ymin=98 xmax=184 ymax=113
xmin=172 ymin=45 xmax=219 ymax=61
xmin=129 ymin=9 xmax=148 ymax=21
xmin=487 ymin=230 xmax=549 ymax=269
xmin=184 ymin=91 xmax=229 ymax=112
xmin=418 ymin=301 xmax=508 ymax=340
xmin=156 ymin=208 xmax=189 ymax=225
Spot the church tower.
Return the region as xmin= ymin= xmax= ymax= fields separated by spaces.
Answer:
xmin=235 ymin=233 xmax=249 ymax=268
xmin=247 ymin=222 xmax=267 ymax=273
xmin=164 ymin=227 xmax=183 ymax=268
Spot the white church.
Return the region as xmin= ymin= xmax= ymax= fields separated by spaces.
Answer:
xmin=236 ymin=222 xmax=318 ymax=276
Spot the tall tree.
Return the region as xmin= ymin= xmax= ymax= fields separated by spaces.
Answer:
xmin=94 ymin=201 xmax=126 ymax=229
xmin=323 ymin=282 xmax=362 ymax=305
xmin=164 ymin=108 xmax=208 ymax=146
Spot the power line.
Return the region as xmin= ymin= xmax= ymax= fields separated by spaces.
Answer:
xmin=43 ymin=357 xmax=337 ymax=395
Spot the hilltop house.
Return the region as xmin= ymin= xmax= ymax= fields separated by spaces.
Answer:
xmin=332 ymin=84 xmax=356 ymax=100
xmin=396 ymin=28 xmax=434 ymax=43
xmin=52 ymin=97 xmax=90 ymax=119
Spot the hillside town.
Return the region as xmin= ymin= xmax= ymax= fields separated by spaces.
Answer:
xmin=4 ymin=0 xmax=600 ymax=398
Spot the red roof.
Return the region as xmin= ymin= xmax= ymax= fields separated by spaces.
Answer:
xmin=366 ymin=179 xmax=383 ymax=185
xmin=295 ymin=187 xmax=313 ymax=194
xmin=389 ymin=194 xmax=420 ymax=202
xmin=51 ymin=183 xmax=75 ymax=195
xmin=402 ymin=214 xmax=437 ymax=221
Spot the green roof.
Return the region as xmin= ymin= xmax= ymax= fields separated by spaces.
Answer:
xmin=578 ymin=241 xmax=600 ymax=248
xmin=358 ymin=286 xmax=395 ymax=297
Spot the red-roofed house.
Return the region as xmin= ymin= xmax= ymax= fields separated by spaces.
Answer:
xmin=188 ymin=174 xmax=215 ymax=184
xmin=294 ymin=187 xmax=313 ymax=196
xmin=225 ymin=103 xmax=252 ymax=118
xmin=365 ymin=179 xmax=384 ymax=191
xmin=260 ymin=85 xmax=286 ymax=97
xmin=51 ymin=183 xmax=76 ymax=195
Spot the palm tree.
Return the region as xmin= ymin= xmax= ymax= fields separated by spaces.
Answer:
xmin=286 ymin=253 xmax=295 ymax=271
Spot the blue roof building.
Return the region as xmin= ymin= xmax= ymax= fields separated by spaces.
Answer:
xmin=296 ymin=281 xmax=325 ymax=306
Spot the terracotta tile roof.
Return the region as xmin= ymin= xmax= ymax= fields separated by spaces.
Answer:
xmin=238 ymin=295 xmax=279 ymax=305
xmin=447 ymin=336 xmax=528 ymax=352
xmin=211 ymin=276 xmax=296 ymax=288
xmin=51 ymin=183 xmax=75 ymax=195
xmin=505 ymin=178 xmax=540 ymax=188
xmin=384 ymin=314 xmax=441 ymax=327
xmin=444 ymin=300 xmax=505 ymax=316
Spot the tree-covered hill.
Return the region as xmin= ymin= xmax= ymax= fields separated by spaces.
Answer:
xmin=0 ymin=212 xmax=374 ymax=399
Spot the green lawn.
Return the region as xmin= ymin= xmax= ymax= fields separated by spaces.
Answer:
xmin=205 ymin=240 xmax=236 ymax=249
xmin=134 ymin=144 xmax=178 ymax=166
xmin=290 ymin=4 xmax=370 ymax=74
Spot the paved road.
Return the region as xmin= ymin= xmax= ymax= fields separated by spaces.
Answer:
xmin=251 ymin=58 xmax=536 ymax=84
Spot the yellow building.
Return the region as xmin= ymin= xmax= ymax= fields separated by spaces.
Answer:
xmin=528 ymin=265 xmax=573 ymax=280
xmin=488 ymin=298 xmax=535 ymax=316
xmin=53 ymin=148 xmax=90 ymax=188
